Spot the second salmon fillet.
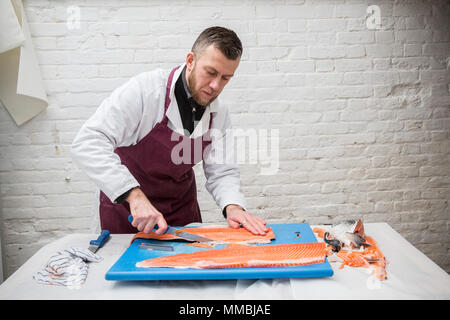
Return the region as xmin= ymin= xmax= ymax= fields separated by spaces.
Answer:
xmin=136 ymin=242 xmax=326 ymax=269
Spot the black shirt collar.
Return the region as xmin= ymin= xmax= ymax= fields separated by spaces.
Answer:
xmin=174 ymin=66 xmax=206 ymax=135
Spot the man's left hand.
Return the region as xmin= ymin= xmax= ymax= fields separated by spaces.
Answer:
xmin=225 ymin=204 xmax=269 ymax=235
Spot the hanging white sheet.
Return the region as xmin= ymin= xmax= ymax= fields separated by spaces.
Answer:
xmin=0 ymin=0 xmax=48 ymax=126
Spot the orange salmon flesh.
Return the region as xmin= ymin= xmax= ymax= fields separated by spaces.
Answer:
xmin=129 ymin=226 xmax=276 ymax=246
xmin=136 ymin=242 xmax=327 ymax=269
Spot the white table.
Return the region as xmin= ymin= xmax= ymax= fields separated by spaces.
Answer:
xmin=0 ymin=223 xmax=449 ymax=300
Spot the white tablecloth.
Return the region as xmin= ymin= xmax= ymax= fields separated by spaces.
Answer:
xmin=0 ymin=223 xmax=449 ymax=300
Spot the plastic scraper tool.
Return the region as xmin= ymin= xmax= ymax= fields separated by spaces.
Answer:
xmin=138 ymin=243 xmax=174 ymax=251
xmin=127 ymin=214 xmax=212 ymax=242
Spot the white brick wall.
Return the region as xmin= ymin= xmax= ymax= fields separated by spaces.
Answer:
xmin=0 ymin=0 xmax=449 ymax=277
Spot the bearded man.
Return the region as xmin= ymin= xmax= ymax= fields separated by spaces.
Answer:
xmin=71 ymin=26 xmax=268 ymax=235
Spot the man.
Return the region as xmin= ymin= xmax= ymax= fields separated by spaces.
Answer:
xmin=71 ymin=26 xmax=268 ymax=235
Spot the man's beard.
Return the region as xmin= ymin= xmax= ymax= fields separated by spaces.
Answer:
xmin=187 ymin=68 xmax=218 ymax=107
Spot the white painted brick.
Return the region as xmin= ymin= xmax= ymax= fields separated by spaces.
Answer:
xmin=288 ymin=19 xmax=307 ymax=32
xmin=24 ymin=7 xmax=55 ymax=23
xmin=105 ymin=35 xmax=121 ymax=49
xmin=419 ymin=70 xmax=450 ymax=84
xmin=33 ymin=37 xmax=57 ymax=50
xmin=307 ymin=19 xmax=346 ymax=32
xmin=287 ymin=47 xmax=308 ymax=60
xmin=45 ymin=78 xmax=128 ymax=93
xmin=149 ymin=21 xmax=190 ymax=35
xmin=366 ymin=71 xmax=402 ymax=85
xmin=119 ymin=35 xmax=158 ymax=49
xmin=277 ymin=33 xmax=307 ymax=46
xmin=57 ymin=65 xmax=99 ymax=79
xmin=248 ymin=47 xmax=289 ymax=61
xmin=67 ymin=49 xmax=135 ymax=64
xmin=308 ymin=46 xmax=346 ymax=59
xmin=29 ymin=23 xmax=69 ymax=36
xmin=8 ymin=134 xmax=32 ymax=145
xmin=306 ymin=32 xmax=336 ymax=46
xmin=405 ymin=16 xmax=426 ymax=29
xmin=343 ymin=72 xmax=364 ymax=85
xmin=153 ymin=49 xmax=186 ymax=62
xmin=335 ymin=58 xmax=372 ymax=72
xmin=33 ymin=217 xmax=92 ymax=232
xmin=395 ymin=30 xmax=433 ymax=43
xmin=375 ymin=31 xmax=395 ymax=44
xmin=101 ymin=22 xmax=129 ymax=35
xmin=305 ymin=73 xmax=343 ymax=86
xmin=250 ymin=61 xmax=273 ymax=73
xmin=337 ymin=86 xmax=373 ymax=98
xmin=432 ymin=30 xmax=450 ymax=42
xmin=134 ymin=50 xmax=154 ymax=63
xmin=405 ymin=44 xmax=422 ymax=57
xmin=56 ymin=92 xmax=104 ymax=107
xmin=256 ymin=33 xmax=276 ymax=47
xmin=345 ymin=45 xmax=366 ymax=58
xmin=315 ymin=60 xmax=334 ymax=73
xmin=393 ymin=2 xmax=432 ymax=16
xmin=115 ymin=7 xmax=160 ymax=21
xmin=255 ymin=6 xmax=277 ymax=19
xmin=277 ymin=5 xmax=334 ymax=19
xmin=129 ymin=22 xmax=150 ymax=35
xmin=392 ymin=57 xmax=430 ymax=70
xmin=423 ymin=43 xmax=450 ymax=56
xmin=373 ymin=58 xmax=391 ymax=70
xmin=369 ymin=43 xmax=404 ymax=57
xmin=335 ymin=4 xmax=367 ymax=18
xmin=222 ymin=6 xmax=256 ymax=20
xmin=253 ymin=20 xmax=288 ymax=33
xmin=337 ymin=32 xmax=375 ymax=44
xmin=54 ymin=6 xmax=99 ymax=22
xmin=340 ymin=109 xmax=378 ymax=122
xmin=346 ymin=18 xmax=366 ymax=32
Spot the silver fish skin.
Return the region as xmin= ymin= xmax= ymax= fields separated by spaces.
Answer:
xmin=321 ymin=219 xmax=366 ymax=250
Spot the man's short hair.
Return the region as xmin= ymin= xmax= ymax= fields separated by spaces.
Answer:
xmin=192 ymin=26 xmax=242 ymax=60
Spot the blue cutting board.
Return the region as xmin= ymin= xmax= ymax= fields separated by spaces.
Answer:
xmin=105 ymin=223 xmax=333 ymax=281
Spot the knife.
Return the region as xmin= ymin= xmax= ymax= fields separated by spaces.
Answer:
xmin=128 ymin=215 xmax=212 ymax=243
xmin=88 ymin=230 xmax=110 ymax=253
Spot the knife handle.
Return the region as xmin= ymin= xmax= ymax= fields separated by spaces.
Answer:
xmin=128 ymin=214 xmax=161 ymax=231
xmin=89 ymin=230 xmax=110 ymax=248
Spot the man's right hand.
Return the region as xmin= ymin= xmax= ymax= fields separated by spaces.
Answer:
xmin=126 ymin=187 xmax=168 ymax=234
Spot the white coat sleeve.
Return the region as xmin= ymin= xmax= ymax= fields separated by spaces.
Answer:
xmin=202 ymin=107 xmax=247 ymax=214
xmin=70 ymin=75 xmax=146 ymax=203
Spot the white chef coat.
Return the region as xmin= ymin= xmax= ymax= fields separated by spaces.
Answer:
xmin=71 ymin=63 xmax=246 ymax=214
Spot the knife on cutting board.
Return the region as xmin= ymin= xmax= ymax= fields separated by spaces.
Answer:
xmin=88 ymin=230 xmax=110 ymax=253
xmin=127 ymin=214 xmax=212 ymax=243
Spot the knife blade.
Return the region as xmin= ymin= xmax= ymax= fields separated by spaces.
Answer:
xmin=127 ymin=215 xmax=212 ymax=242
xmin=88 ymin=230 xmax=110 ymax=253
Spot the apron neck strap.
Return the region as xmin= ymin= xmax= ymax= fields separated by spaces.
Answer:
xmin=162 ymin=66 xmax=181 ymax=125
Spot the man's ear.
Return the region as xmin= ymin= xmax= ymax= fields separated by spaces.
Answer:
xmin=186 ymin=52 xmax=195 ymax=72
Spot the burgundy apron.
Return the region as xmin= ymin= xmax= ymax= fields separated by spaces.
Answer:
xmin=99 ymin=66 xmax=213 ymax=233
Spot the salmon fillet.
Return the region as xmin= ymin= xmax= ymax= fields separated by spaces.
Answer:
xmin=129 ymin=226 xmax=275 ymax=246
xmin=136 ymin=242 xmax=326 ymax=269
